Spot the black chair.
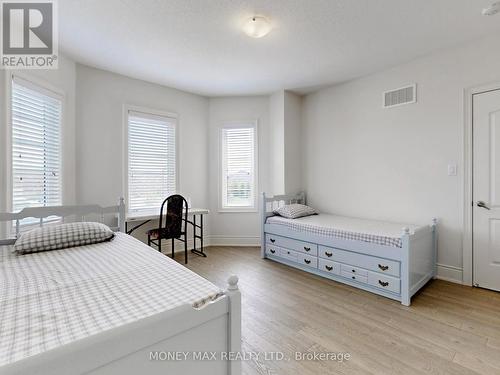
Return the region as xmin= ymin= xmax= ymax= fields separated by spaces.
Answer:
xmin=147 ymin=195 xmax=189 ymax=264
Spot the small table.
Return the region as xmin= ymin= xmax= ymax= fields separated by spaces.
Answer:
xmin=125 ymin=208 xmax=209 ymax=257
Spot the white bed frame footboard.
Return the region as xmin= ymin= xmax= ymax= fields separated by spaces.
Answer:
xmin=0 ymin=276 xmax=241 ymax=375
xmin=261 ymin=192 xmax=437 ymax=306
xmin=0 ymin=200 xmax=242 ymax=375
xmin=0 ymin=276 xmax=242 ymax=375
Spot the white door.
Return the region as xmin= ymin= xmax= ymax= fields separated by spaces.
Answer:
xmin=473 ymin=89 xmax=500 ymax=291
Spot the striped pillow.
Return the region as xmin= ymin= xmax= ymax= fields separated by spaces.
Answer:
xmin=14 ymin=222 xmax=115 ymax=254
xmin=273 ymin=204 xmax=318 ymax=219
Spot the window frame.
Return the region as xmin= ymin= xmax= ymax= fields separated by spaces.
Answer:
xmin=218 ymin=121 xmax=258 ymax=213
xmin=5 ymin=72 xmax=65 ymax=217
xmin=122 ymin=104 xmax=179 ymax=214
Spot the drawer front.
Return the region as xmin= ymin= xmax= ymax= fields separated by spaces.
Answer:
xmin=266 ymin=244 xmax=317 ymax=269
xmin=341 ymin=270 xmax=368 ymax=284
xmin=340 ymin=263 xmax=368 ymax=277
xmin=368 ymin=272 xmax=400 ymax=294
xmin=319 ymin=246 xmax=400 ymax=277
xmin=298 ymin=254 xmax=318 ymax=268
xmin=279 ymin=248 xmax=299 ymax=262
xmin=318 ymin=259 xmax=341 ymax=275
xmin=266 ymin=234 xmax=318 ymax=256
xmin=319 ymin=247 xmax=335 ymax=259
xmin=265 ymin=244 xmax=280 ymax=257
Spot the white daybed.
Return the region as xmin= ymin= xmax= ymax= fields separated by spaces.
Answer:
xmin=0 ymin=200 xmax=241 ymax=375
xmin=261 ymin=193 xmax=437 ymax=306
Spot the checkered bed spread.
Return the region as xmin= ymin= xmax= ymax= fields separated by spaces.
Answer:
xmin=0 ymin=233 xmax=222 ymax=367
xmin=266 ymin=215 xmax=420 ymax=248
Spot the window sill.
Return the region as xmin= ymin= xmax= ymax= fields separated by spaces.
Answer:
xmin=218 ymin=208 xmax=258 ymax=214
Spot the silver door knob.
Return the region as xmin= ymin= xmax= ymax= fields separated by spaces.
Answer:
xmin=477 ymin=201 xmax=491 ymax=210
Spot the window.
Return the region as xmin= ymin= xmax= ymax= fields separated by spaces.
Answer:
xmin=127 ymin=110 xmax=177 ymax=213
xmin=220 ymin=124 xmax=257 ymax=210
xmin=11 ymin=77 xmax=62 ymax=218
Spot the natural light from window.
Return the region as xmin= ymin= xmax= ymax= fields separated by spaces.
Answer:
xmin=127 ymin=110 xmax=176 ymax=213
xmin=221 ymin=125 xmax=256 ymax=210
xmin=11 ymin=77 xmax=62 ymax=224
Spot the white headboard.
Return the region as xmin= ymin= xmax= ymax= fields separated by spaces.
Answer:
xmin=261 ymin=192 xmax=306 ymax=219
xmin=0 ymin=198 xmax=126 ymax=246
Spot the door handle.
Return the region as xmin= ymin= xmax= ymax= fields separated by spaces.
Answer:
xmin=477 ymin=201 xmax=491 ymax=210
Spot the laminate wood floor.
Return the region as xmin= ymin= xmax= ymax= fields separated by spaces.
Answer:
xmin=182 ymin=246 xmax=500 ymax=375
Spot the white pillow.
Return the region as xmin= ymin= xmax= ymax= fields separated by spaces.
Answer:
xmin=14 ymin=222 xmax=115 ymax=254
xmin=273 ymin=204 xmax=318 ymax=219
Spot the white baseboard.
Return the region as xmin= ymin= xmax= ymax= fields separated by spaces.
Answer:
xmin=170 ymin=236 xmax=260 ymax=252
xmin=436 ymin=263 xmax=463 ymax=284
xmin=208 ymin=235 xmax=260 ymax=247
xmin=139 ymin=236 xmax=260 ymax=253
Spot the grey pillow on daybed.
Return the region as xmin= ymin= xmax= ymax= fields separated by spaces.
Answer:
xmin=14 ymin=222 xmax=115 ymax=254
xmin=273 ymin=204 xmax=318 ymax=219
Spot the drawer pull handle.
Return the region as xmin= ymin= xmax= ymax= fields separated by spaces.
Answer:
xmin=325 ymin=265 xmax=333 ymax=271
xmin=270 ymin=249 xmax=275 ymax=254
xmin=378 ymin=280 xmax=389 ymax=287
xmin=325 ymin=251 xmax=333 ymax=257
xmin=304 ymin=259 xmax=311 ymax=264
xmin=270 ymin=238 xmax=276 ymax=243
xmin=378 ymin=264 xmax=389 ymax=271
xmin=304 ymin=246 xmax=311 ymax=252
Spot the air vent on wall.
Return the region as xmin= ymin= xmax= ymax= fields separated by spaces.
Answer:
xmin=383 ymin=84 xmax=416 ymax=108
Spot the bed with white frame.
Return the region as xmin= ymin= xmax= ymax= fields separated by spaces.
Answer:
xmin=261 ymin=193 xmax=437 ymax=306
xmin=0 ymin=199 xmax=241 ymax=375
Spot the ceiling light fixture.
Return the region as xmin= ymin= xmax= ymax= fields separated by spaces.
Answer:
xmin=482 ymin=2 xmax=500 ymax=15
xmin=242 ymin=16 xmax=272 ymax=38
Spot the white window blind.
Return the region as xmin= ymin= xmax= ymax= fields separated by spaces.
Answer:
xmin=221 ymin=126 xmax=256 ymax=209
xmin=11 ymin=77 xmax=62 ymax=217
xmin=127 ymin=111 xmax=176 ymax=213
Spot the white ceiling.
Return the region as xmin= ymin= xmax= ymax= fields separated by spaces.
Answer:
xmin=60 ymin=0 xmax=500 ymax=97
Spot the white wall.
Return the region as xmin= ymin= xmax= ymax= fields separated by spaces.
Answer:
xmin=302 ymin=34 xmax=500 ymax=283
xmin=284 ymin=91 xmax=302 ymax=195
xmin=269 ymin=90 xmax=303 ymax=196
xmin=75 ymin=64 xmax=209 ymax=243
xmin=269 ymin=91 xmax=285 ymax=195
xmin=0 ymin=54 xmax=77 ymax=216
xmin=208 ymin=96 xmax=271 ymax=246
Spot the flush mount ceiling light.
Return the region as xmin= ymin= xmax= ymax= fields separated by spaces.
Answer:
xmin=242 ymin=16 xmax=272 ymax=38
xmin=482 ymin=2 xmax=500 ymax=15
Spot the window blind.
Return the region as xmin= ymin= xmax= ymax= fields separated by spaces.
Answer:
xmin=11 ymin=77 xmax=62 ymax=217
xmin=127 ymin=111 xmax=176 ymax=213
xmin=221 ymin=126 xmax=255 ymax=208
